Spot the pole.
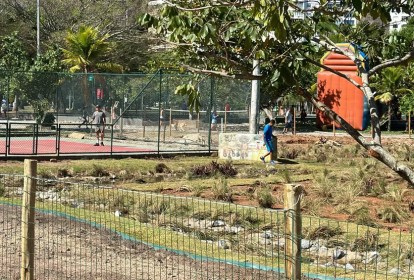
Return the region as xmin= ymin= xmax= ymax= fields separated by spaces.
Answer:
xmin=409 ymin=111 xmax=411 ymax=139
xmin=21 ymin=160 xmax=37 ymax=280
xmin=224 ymin=111 xmax=227 ymax=132
xmin=284 ymin=184 xmax=303 ymax=280
xmin=249 ymin=60 xmax=260 ymax=134
xmin=36 ymin=0 xmax=40 ymax=56
xmin=197 ymin=112 xmax=200 ymax=133
xmin=120 ymin=109 xmax=123 ymax=137
xmin=293 ymin=108 xmax=296 ymax=135
xmin=169 ymin=108 xmax=172 ymax=136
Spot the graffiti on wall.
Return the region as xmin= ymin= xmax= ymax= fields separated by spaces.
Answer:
xmin=219 ymin=133 xmax=267 ymax=161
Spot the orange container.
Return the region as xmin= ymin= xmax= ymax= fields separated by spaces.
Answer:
xmin=317 ymin=44 xmax=370 ymax=130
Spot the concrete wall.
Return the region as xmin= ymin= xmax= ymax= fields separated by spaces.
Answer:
xmin=219 ymin=133 xmax=271 ymax=161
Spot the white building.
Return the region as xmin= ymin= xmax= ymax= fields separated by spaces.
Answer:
xmin=389 ymin=11 xmax=410 ymax=31
xmin=290 ymin=0 xmax=410 ymax=30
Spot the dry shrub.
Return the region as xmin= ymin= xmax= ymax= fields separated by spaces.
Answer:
xmin=377 ymin=205 xmax=410 ymax=223
xmin=155 ymin=163 xmax=170 ymax=173
xmin=192 ymin=161 xmax=237 ymax=177
xmin=348 ymin=205 xmax=376 ymax=227
xmin=352 ymin=230 xmax=379 ymax=251
xmin=211 ymin=178 xmax=233 ymax=202
xmin=307 ymin=225 xmax=342 ymax=240
xmin=90 ymin=164 xmax=109 ymax=177
xmin=256 ymin=187 xmax=275 ymax=208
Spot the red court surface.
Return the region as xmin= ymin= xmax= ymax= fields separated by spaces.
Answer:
xmin=0 ymin=139 xmax=153 ymax=155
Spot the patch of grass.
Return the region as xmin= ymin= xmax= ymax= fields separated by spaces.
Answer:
xmin=211 ymin=177 xmax=233 ymax=202
xmin=377 ymin=205 xmax=410 ymax=223
xmin=192 ymin=161 xmax=237 ymax=178
xmin=191 ymin=184 xmax=207 ymax=197
xmin=352 ymin=230 xmax=379 ymax=251
xmin=90 ymin=164 xmax=110 ymax=177
xmin=348 ymin=205 xmax=377 ymax=227
xmin=312 ymin=168 xmax=336 ymax=201
xmin=256 ymin=187 xmax=275 ymax=208
xmin=381 ymin=185 xmax=408 ymax=203
xmin=280 ymin=167 xmax=292 ymax=183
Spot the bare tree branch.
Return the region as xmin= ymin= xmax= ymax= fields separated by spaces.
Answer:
xmin=303 ymin=55 xmax=362 ymax=89
xmin=369 ymin=50 xmax=414 ymax=75
xmin=160 ymin=0 xmax=253 ymax=11
xmin=182 ymin=64 xmax=263 ymax=80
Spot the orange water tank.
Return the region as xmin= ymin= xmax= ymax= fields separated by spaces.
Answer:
xmin=317 ymin=44 xmax=370 ymax=130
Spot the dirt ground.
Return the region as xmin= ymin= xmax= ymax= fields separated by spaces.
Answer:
xmin=0 ymin=204 xmax=319 ymax=280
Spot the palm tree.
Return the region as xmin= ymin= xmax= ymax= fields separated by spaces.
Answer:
xmin=61 ymin=25 xmax=122 ymax=106
xmin=373 ymin=67 xmax=410 ymax=131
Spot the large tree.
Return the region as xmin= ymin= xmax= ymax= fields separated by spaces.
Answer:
xmin=61 ymin=25 xmax=122 ymax=106
xmin=138 ymin=0 xmax=414 ymax=185
xmin=0 ymin=0 xmax=154 ymax=71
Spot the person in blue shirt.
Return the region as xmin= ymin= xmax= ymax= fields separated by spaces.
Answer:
xmin=260 ymin=119 xmax=276 ymax=164
xmin=211 ymin=110 xmax=219 ymax=130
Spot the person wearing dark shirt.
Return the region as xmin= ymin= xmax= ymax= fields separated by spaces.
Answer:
xmin=260 ymin=119 xmax=276 ymax=164
xmin=91 ymin=105 xmax=106 ymax=146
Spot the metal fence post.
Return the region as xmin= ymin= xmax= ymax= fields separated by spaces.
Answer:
xmin=21 ymin=159 xmax=37 ymax=280
xmin=284 ymin=184 xmax=303 ymax=280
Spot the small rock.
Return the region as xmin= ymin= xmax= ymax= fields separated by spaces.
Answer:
xmin=388 ymin=268 xmax=402 ymax=276
xmin=217 ymin=239 xmax=230 ymax=249
xmin=301 ymin=239 xmax=313 ymax=249
xmin=345 ymin=263 xmax=355 ymax=271
xmin=114 ymin=210 xmax=122 ymax=217
xmin=261 ymin=230 xmax=273 ymax=239
xmin=211 ymin=220 xmax=225 ymax=227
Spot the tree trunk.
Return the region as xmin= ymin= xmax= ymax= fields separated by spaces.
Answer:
xmin=309 ymin=95 xmax=414 ymax=186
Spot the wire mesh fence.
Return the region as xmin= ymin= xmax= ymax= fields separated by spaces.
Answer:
xmin=0 ymin=70 xmax=256 ymax=157
xmin=1 ymin=168 xmax=414 ymax=279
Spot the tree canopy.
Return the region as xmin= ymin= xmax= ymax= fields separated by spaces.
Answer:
xmin=139 ymin=0 xmax=414 ymax=185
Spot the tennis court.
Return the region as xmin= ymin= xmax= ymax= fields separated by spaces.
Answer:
xmin=0 ymin=138 xmax=154 ymax=155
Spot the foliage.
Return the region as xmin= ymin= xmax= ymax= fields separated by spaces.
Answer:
xmin=41 ymin=112 xmax=56 ymax=126
xmin=0 ymin=0 xmax=152 ymax=72
xmin=62 ymin=25 xmax=122 ymax=73
xmin=138 ymin=0 xmax=414 ymax=185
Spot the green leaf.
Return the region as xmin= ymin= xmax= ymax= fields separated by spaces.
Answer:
xmin=270 ymin=70 xmax=280 ymax=85
xmin=352 ymin=0 xmax=363 ymax=12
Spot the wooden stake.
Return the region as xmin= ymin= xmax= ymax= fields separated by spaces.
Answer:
xmin=21 ymin=159 xmax=37 ymax=280
xmin=409 ymin=112 xmax=411 ymax=139
xmin=284 ymin=184 xmax=303 ymax=280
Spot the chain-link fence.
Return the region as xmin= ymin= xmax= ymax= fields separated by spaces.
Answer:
xmin=0 ymin=70 xmax=254 ymax=157
xmin=2 ymin=163 xmax=414 ymax=279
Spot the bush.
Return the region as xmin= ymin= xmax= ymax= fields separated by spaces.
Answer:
xmin=211 ymin=177 xmax=233 ymax=202
xmin=192 ymin=161 xmax=237 ymax=177
xmin=42 ymin=112 xmax=55 ymax=126
xmin=256 ymin=187 xmax=275 ymax=208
